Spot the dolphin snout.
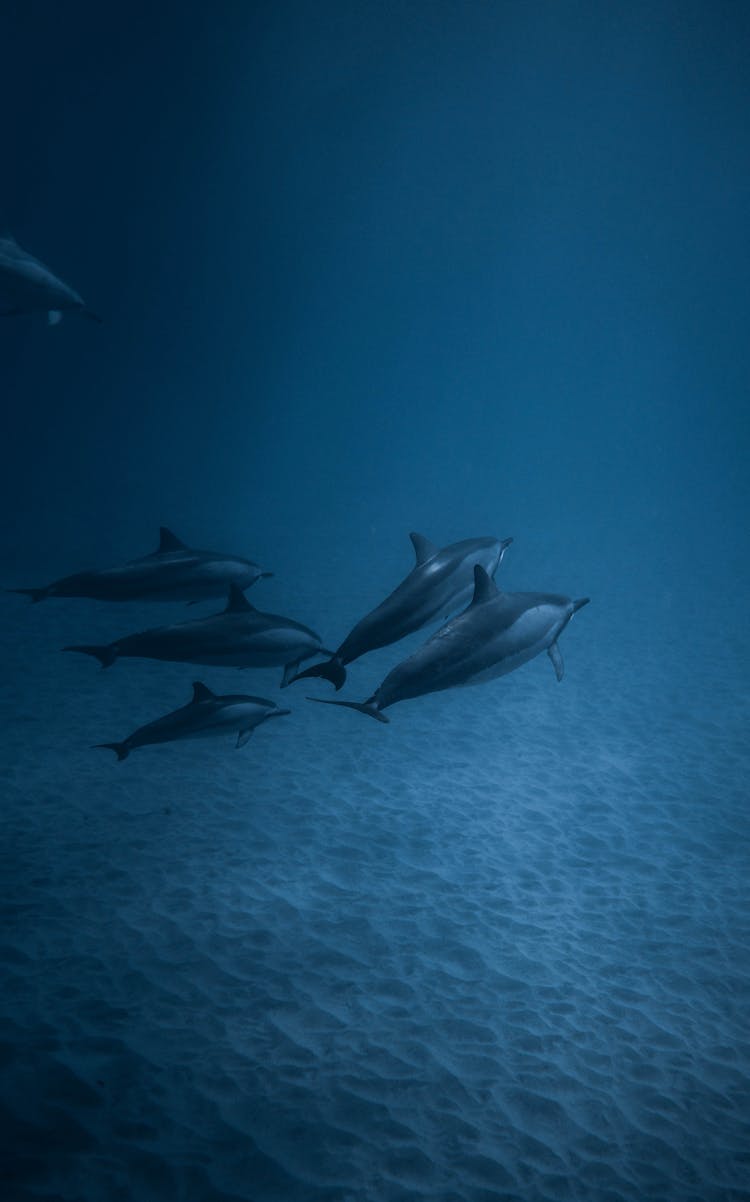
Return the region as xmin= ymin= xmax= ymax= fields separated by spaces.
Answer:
xmin=500 ymin=537 xmax=514 ymax=551
xmin=572 ymin=597 xmax=590 ymax=613
xmin=272 ymin=707 xmax=292 ymax=718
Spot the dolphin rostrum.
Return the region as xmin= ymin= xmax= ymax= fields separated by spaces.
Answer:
xmin=0 ymin=235 xmax=100 ymax=324
xmin=289 ymin=532 xmax=513 ymax=690
xmin=95 ymin=681 xmax=291 ymax=761
xmin=309 ymin=566 xmax=589 ymax=723
xmin=10 ymin=527 xmax=271 ymax=604
xmin=66 ymin=584 xmax=333 ymax=685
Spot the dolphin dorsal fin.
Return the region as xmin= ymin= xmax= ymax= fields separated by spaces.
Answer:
xmin=409 ymin=532 xmax=438 ymax=566
xmin=471 ymin=565 xmax=499 ymax=606
xmin=158 ymin=526 xmax=187 ymax=553
xmin=191 ymin=681 xmax=215 ymax=704
xmin=224 ymin=584 xmax=255 ymax=613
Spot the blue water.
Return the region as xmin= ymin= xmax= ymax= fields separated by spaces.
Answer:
xmin=2 ymin=3 xmax=749 ymax=1199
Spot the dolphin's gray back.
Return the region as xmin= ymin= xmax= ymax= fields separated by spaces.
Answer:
xmin=338 ymin=537 xmax=501 ymax=663
xmin=376 ymin=591 xmax=573 ymax=709
xmin=90 ymin=550 xmax=261 ymax=600
xmin=114 ymin=608 xmax=322 ymax=667
xmin=125 ymin=695 xmax=278 ymax=751
xmin=31 ymin=543 xmax=264 ymax=602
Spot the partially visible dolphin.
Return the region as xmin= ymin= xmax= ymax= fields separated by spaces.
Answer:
xmin=0 ymin=235 xmax=100 ymax=324
xmin=9 ymin=527 xmax=271 ymax=604
xmin=66 ymin=584 xmax=333 ymax=685
xmin=310 ymin=566 xmax=589 ymax=723
xmin=95 ymin=681 xmax=290 ymax=761
xmin=289 ymin=532 xmax=513 ymax=690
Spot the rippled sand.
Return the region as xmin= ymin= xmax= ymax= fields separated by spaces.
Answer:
xmin=1 ymin=573 xmax=749 ymax=1201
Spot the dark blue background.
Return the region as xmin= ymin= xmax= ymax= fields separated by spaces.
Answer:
xmin=3 ymin=0 xmax=748 ymax=584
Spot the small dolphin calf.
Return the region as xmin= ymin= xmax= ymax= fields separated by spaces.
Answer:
xmin=66 ymin=585 xmax=332 ymax=684
xmin=0 ymin=235 xmax=100 ymax=324
xmin=10 ymin=527 xmax=270 ymax=604
xmin=310 ymin=567 xmax=589 ymax=723
xmin=96 ymin=681 xmax=290 ymax=761
xmin=291 ymin=532 xmax=513 ymax=690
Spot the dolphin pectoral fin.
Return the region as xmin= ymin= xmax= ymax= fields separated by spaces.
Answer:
xmin=48 ymin=310 xmax=62 ymax=325
xmin=548 ymin=642 xmax=564 ymax=682
xmin=236 ymin=729 xmax=254 ymax=748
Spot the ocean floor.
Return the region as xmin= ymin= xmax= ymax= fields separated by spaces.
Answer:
xmin=1 ymin=552 xmax=749 ymax=1202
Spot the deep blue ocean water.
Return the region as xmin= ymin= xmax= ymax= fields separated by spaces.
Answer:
xmin=2 ymin=3 xmax=749 ymax=1199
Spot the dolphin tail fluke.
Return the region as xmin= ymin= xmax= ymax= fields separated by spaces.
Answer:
xmin=573 ymin=597 xmax=591 ymax=613
xmin=280 ymin=650 xmax=338 ymax=689
xmin=8 ymin=586 xmax=48 ymax=603
xmin=64 ymin=644 xmax=117 ymax=669
xmin=288 ymin=655 xmax=347 ymax=691
xmin=94 ymin=742 xmax=129 ymax=761
xmin=307 ymin=696 xmax=389 ymax=724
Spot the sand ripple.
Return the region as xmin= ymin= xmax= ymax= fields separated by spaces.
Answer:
xmin=1 ymin=584 xmax=749 ymax=1200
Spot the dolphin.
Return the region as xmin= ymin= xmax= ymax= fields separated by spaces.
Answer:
xmin=309 ymin=566 xmax=589 ymax=723
xmin=9 ymin=527 xmax=271 ymax=604
xmin=289 ymin=532 xmax=513 ymax=690
xmin=95 ymin=681 xmax=291 ymax=761
xmin=0 ymin=235 xmax=100 ymax=324
xmin=66 ymin=584 xmax=333 ymax=684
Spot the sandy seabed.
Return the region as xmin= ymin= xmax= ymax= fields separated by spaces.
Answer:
xmin=1 ymin=574 xmax=749 ymax=1202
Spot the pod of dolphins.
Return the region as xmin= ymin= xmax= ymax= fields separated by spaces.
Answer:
xmin=9 ymin=524 xmax=589 ymax=759
xmin=4 ymin=237 xmax=589 ymax=757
